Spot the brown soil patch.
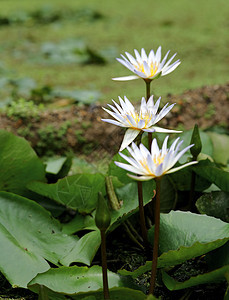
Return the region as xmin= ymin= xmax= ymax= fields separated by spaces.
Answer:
xmin=0 ymin=83 xmax=228 ymax=157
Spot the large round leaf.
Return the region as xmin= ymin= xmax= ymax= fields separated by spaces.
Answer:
xmin=120 ymin=211 xmax=229 ymax=278
xmin=60 ymin=230 xmax=101 ymax=266
xmin=28 ymin=173 xmax=105 ymax=213
xmin=162 ymin=241 xmax=229 ymax=290
xmin=0 ymin=130 xmax=46 ymax=196
xmin=207 ymin=132 xmax=229 ymax=165
xmin=177 ymin=130 xmax=213 ymax=164
xmin=28 ymin=266 xmax=141 ymax=295
xmin=0 ymin=191 xmax=79 ymax=287
xmin=196 ymin=191 xmax=229 ymax=222
xmin=193 ymin=159 xmax=229 ymax=192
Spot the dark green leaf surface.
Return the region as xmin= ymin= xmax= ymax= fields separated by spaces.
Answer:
xmin=162 ymin=265 xmax=229 ymax=290
xmin=177 ymin=130 xmax=213 ymax=164
xmin=0 ymin=130 xmax=46 ymax=196
xmin=60 ymin=230 xmax=101 ymax=266
xmin=162 ymin=241 xmax=229 ymax=290
xmin=0 ymin=192 xmax=79 ymax=287
xmin=196 ymin=191 xmax=229 ymax=222
xmin=28 ymin=173 xmax=105 ymax=213
xmin=207 ymin=132 xmax=229 ymax=165
xmin=29 ymin=266 xmax=142 ymax=296
xmin=120 ymin=211 xmax=229 ymax=278
xmin=193 ymin=160 xmax=229 ymax=192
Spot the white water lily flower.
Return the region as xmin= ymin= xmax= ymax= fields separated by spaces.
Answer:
xmin=112 ymin=47 xmax=181 ymax=81
xmin=115 ymin=136 xmax=197 ymax=180
xmin=102 ymin=95 xmax=181 ymax=151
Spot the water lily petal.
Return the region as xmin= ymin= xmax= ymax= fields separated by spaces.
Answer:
xmin=120 ymin=129 xmax=140 ymax=151
xmin=112 ymin=75 xmax=140 ymax=81
xmin=153 ymin=126 xmax=182 ymax=133
xmin=128 ymin=174 xmax=154 ymax=181
xmin=166 ymin=161 xmax=198 ymax=174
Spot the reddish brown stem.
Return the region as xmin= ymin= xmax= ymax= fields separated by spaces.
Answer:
xmin=145 ymin=80 xmax=151 ymax=101
xmin=145 ymin=79 xmax=152 ymax=148
xmin=100 ymin=229 xmax=110 ymax=299
xmin=137 ymin=181 xmax=149 ymax=248
xmin=149 ymin=177 xmax=161 ymax=295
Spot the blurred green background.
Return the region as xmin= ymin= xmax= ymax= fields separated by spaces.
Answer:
xmin=0 ymin=0 xmax=228 ymax=104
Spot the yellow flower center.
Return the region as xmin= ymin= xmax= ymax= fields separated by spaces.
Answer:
xmin=125 ymin=111 xmax=152 ymax=129
xmin=135 ymin=62 xmax=158 ymax=77
xmin=153 ymin=153 xmax=165 ymax=165
xmin=139 ymin=153 xmax=165 ymax=176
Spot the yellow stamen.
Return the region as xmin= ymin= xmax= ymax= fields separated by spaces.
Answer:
xmin=153 ymin=153 xmax=165 ymax=165
xmin=125 ymin=111 xmax=152 ymax=129
xmin=135 ymin=62 xmax=158 ymax=77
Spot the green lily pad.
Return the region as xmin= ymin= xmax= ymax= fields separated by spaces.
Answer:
xmin=207 ymin=132 xmax=229 ymax=165
xmin=28 ymin=173 xmax=105 ymax=214
xmin=29 ymin=266 xmax=142 ymax=296
xmin=119 ymin=211 xmax=229 ymax=278
xmin=177 ymin=130 xmax=213 ymax=164
xmin=196 ymin=191 xmax=229 ymax=222
xmin=0 ymin=191 xmax=79 ymax=288
xmin=162 ymin=241 xmax=229 ymax=290
xmin=0 ymin=130 xmax=46 ymax=197
xmin=193 ymin=159 xmax=229 ymax=192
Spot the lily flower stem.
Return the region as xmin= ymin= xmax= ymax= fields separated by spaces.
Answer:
xmin=100 ymin=229 xmax=110 ymax=300
xmin=136 ymin=133 xmax=149 ymax=250
xmin=145 ymin=79 xmax=151 ymax=101
xmin=149 ymin=176 xmax=162 ymax=295
xmin=137 ymin=180 xmax=149 ymax=249
xmin=145 ymin=80 xmax=153 ymax=148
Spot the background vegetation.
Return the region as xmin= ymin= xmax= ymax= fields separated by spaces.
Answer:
xmin=0 ymin=0 xmax=228 ymax=104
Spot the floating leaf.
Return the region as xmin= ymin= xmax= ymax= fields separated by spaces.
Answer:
xmin=169 ymin=168 xmax=211 ymax=192
xmin=162 ymin=241 xmax=229 ymax=290
xmin=60 ymin=230 xmax=101 ymax=266
xmin=177 ymin=130 xmax=213 ymax=164
xmin=0 ymin=130 xmax=46 ymax=197
xmin=45 ymin=156 xmax=72 ymax=182
xmin=28 ymin=266 xmax=141 ymax=296
xmin=207 ymin=132 xmax=229 ymax=165
xmin=120 ymin=211 xmax=229 ymax=278
xmin=71 ymin=288 xmax=147 ymax=300
xmin=0 ymin=192 xmax=79 ymax=288
xmin=196 ymin=191 xmax=229 ymax=222
xmin=193 ymin=159 xmax=229 ymax=192
xmin=161 ymin=265 xmax=229 ymax=290
xmin=160 ymin=176 xmax=177 ymax=213
xmin=28 ymin=173 xmax=105 ymax=214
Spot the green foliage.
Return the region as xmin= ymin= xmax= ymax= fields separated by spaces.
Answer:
xmin=38 ymin=39 xmax=113 ymax=66
xmin=0 ymin=6 xmax=103 ymax=27
xmin=28 ymin=265 xmax=140 ymax=295
xmin=29 ymin=268 xmax=146 ymax=299
xmin=206 ymin=131 xmax=229 ymax=165
xmin=120 ymin=211 xmax=229 ymax=280
xmin=45 ymin=156 xmax=73 ymax=182
xmin=190 ymin=124 xmax=202 ymax=158
xmin=36 ymin=122 xmax=71 ymax=156
xmin=28 ymin=173 xmax=105 ymax=214
xmin=162 ymin=241 xmax=229 ymax=291
xmin=0 ymin=76 xmax=102 ymax=106
xmin=193 ymin=159 xmax=229 ymax=192
xmin=0 ymin=191 xmax=79 ymax=288
xmin=0 ymin=130 xmax=46 ymax=196
xmin=3 ymin=98 xmax=44 ymax=121
xmin=196 ymin=191 xmax=229 ymax=222
xmin=95 ymin=192 xmax=111 ymax=230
